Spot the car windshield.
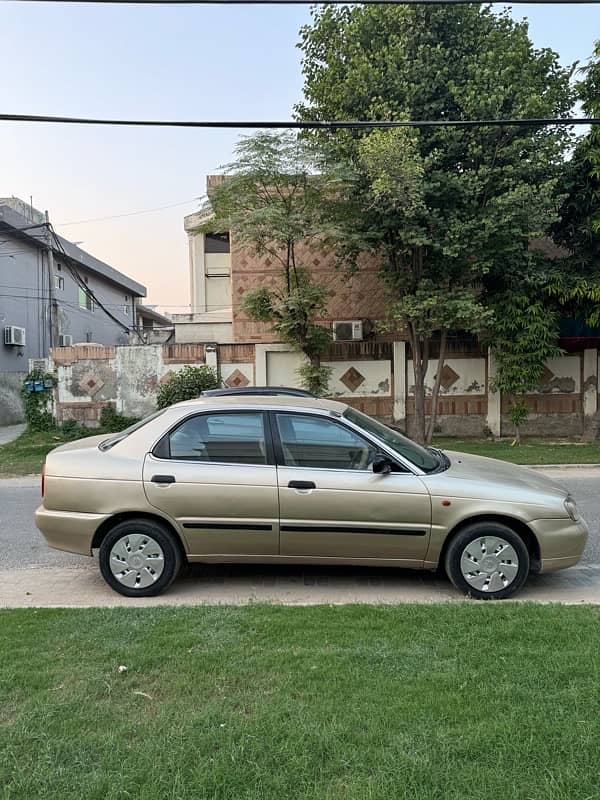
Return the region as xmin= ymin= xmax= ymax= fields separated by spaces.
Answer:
xmin=99 ymin=410 xmax=166 ymax=452
xmin=343 ymin=407 xmax=440 ymax=472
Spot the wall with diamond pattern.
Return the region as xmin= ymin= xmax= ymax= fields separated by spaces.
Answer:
xmin=49 ymin=341 xmax=598 ymax=437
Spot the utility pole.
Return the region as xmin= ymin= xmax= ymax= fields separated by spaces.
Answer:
xmin=45 ymin=210 xmax=59 ymax=350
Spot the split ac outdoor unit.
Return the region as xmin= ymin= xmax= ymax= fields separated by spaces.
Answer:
xmin=332 ymin=320 xmax=363 ymax=342
xmin=58 ymin=334 xmax=73 ymax=347
xmin=4 ymin=326 xmax=26 ymax=346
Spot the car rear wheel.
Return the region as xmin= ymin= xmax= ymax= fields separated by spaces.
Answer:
xmin=99 ymin=519 xmax=182 ymax=597
xmin=445 ymin=522 xmax=530 ymax=600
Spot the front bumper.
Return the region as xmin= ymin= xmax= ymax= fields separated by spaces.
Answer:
xmin=529 ymin=516 xmax=589 ymax=573
xmin=35 ymin=505 xmax=109 ymax=556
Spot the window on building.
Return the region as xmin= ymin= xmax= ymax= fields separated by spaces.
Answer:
xmin=123 ymin=305 xmax=130 ymax=315
xmin=204 ymin=232 xmax=230 ymax=254
xmin=53 ymin=275 xmax=64 ymax=291
xmin=78 ymin=286 xmax=94 ymax=311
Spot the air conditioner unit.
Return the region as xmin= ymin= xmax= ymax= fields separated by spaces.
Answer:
xmin=58 ymin=334 xmax=73 ymax=347
xmin=332 ymin=320 xmax=363 ymax=342
xmin=4 ymin=326 xmax=26 ymax=346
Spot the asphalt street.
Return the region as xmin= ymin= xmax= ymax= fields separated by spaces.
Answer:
xmin=0 ymin=469 xmax=599 ymax=607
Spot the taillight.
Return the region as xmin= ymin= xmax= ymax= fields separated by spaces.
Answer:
xmin=41 ymin=463 xmax=45 ymax=498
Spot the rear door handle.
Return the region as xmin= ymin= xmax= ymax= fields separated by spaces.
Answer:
xmin=288 ymin=480 xmax=316 ymax=490
xmin=151 ymin=474 xmax=176 ymax=484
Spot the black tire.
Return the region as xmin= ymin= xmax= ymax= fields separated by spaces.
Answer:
xmin=99 ymin=518 xmax=182 ymax=597
xmin=445 ymin=522 xmax=530 ymax=600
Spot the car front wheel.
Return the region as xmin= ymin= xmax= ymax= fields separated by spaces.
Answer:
xmin=99 ymin=519 xmax=182 ymax=597
xmin=445 ymin=522 xmax=530 ymax=600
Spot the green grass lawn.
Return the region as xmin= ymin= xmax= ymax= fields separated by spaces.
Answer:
xmin=435 ymin=437 xmax=600 ymax=464
xmin=0 ymin=429 xmax=89 ymax=477
xmin=1 ymin=605 xmax=599 ymax=799
xmin=0 ymin=427 xmax=106 ymax=477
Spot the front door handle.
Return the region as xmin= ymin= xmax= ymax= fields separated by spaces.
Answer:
xmin=151 ymin=474 xmax=176 ymax=484
xmin=288 ymin=480 xmax=316 ymax=490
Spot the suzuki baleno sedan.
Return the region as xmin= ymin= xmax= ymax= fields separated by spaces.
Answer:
xmin=35 ymin=396 xmax=588 ymax=599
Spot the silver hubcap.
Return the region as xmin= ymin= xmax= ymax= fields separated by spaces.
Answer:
xmin=109 ymin=534 xmax=165 ymax=589
xmin=460 ymin=536 xmax=519 ymax=593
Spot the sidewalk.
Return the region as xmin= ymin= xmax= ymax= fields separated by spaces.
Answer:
xmin=2 ymin=562 xmax=599 ymax=608
xmin=0 ymin=423 xmax=25 ymax=446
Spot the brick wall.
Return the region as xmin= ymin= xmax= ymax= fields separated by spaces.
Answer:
xmin=231 ymin=243 xmax=389 ymax=343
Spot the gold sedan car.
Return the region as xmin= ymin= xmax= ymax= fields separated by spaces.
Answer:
xmin=35 ymin=395 xmax=588 ymax=599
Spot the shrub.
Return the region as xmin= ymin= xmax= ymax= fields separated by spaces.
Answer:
xmin=156 ymin=366 xmax=219 ymax=409
xmin=99 ymin=405 xmax=140 ymax=432
xmin=21 ymin=370 xmax=55 ymax=432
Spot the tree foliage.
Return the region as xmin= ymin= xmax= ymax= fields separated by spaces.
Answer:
xmin=488 ymin=292 xmax=562 ymax=443
xmin=550 ymin=41 xmax=600 ymax=327
xmin=205 ymin=132 xmax=338 ymax=395
xmin=156 ymin=366 xmax=219 ymax=409
xmin=297 ymin=4 xmax=573 ymax=441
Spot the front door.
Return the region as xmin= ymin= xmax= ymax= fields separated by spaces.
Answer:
xmin=143 ymin=410 xmax=279 ymax=557
xmin=272 ymin=411 xmax=431 ymax=565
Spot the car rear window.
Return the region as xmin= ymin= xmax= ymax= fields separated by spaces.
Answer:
xmin=99 ymin=410 xmax=166 ymax=452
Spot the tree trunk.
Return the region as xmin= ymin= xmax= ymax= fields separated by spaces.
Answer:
xmin=513 ymin=423 xmax=521 ymax=446
xmin=426 ymin=328 xmax=448 ymax=445
xmin=410 ymin=327 xmax=427 ymax=445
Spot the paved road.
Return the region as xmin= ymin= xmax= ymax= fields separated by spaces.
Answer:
xmin=1 ymin=469 xmax=599 ymax=606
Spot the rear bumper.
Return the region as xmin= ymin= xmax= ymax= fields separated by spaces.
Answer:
xmin=529 ymin=516 xmax=589 ymax=574
xmin=35 ymin=505 xmax=108 ymax=557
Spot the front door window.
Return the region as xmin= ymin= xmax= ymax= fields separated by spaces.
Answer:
xmin=274 ymin=413 xmax=377 ymax=471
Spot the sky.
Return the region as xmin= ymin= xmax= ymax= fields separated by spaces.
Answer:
xmin=1 ymin=2 xmax=598 ymax=311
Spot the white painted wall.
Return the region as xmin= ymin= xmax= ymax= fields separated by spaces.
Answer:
xmin=265 ymin=350 xmax=305 ymax=387
xmin=326 ymin=360 xmax=391 ymax=398
xmin=407 ymin=357 xmax=486 ymax=395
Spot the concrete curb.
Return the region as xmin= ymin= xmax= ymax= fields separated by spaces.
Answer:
xmin=530 ymin=464 xmax=600 ymax=471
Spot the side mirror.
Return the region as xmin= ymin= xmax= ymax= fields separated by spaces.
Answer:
xmin=372 ymin=455 xmax=393 ymax=475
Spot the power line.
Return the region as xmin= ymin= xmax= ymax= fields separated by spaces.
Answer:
xmin=0 ymin=113 xmax=598 ymax=129
xmin=57 ymin=197 xmax=203 ymax=226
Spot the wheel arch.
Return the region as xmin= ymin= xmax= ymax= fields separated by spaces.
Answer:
xmin=438 ymin=514 xmax=541 ymax=574
xmin=91 ymin=512 xmax=188 ymax=562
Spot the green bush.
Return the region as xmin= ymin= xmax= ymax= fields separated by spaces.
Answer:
xmin=21 ymin=370 xmax=56 ymax=432
xmin=156 ymin=365 xmax=219 ymax=409
xmin=99 ymin=405 xmax=140 ymax=432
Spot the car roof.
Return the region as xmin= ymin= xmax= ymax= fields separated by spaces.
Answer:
xmin=172 ymin=394 xmax=349 ymax=414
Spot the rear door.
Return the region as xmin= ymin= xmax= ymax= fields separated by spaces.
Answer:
xmin=143 ymin=410 xmax=279 ymax=557
xmin=272 ymin=411 xmax=431 ymax=565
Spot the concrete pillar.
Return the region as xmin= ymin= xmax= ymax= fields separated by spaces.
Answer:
xmin=205 ymin=343 xmax=218 ymax=377
xmin=583 ymin=348 xmax=598 ymax=419
xmin=188 ymin=231 xmax=206 ymax=312
xmin=393 ymin=341 xmax=407 ymax=428
xmin=486 ymin=348 xmax=501 ymax=437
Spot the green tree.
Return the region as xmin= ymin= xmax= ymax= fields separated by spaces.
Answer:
xmin=550 ymin=41 xmax=600 ymax=325
xmin=204 ymin=132 xmax=338 ymax=395
xmin=297 ymin=4 xmax=574 ymax=442
xmin=156 ymin=366 xmax=219 ymax=409
xmin=488 ymin=292 xmax=562 ymax=444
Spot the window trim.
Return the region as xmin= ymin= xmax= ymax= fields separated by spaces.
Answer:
xmin=151 ymin=410 xmax=275 ymax=467
xmin=269 ymin=410 xmax=411 ymax=474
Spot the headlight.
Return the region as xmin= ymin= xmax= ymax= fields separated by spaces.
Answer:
xmin=564 ymin=497 xmax=580 ymax=522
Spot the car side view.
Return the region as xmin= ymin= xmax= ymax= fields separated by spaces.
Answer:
xmin=35 ymin=395 xmax=588 ymax=599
